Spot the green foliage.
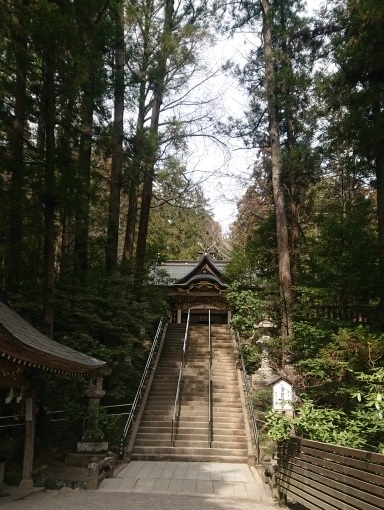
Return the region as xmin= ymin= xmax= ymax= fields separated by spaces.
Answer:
xmin=148 ymin=157 xmax=220 ymax=260
xmin=292 ymin=320 xmax=334 ymax=360
xmin=295 ymin=326 xmax=384 ymax=412
xmin=227 ymin=281 xmax=269 ymax=335
xmin=241 ymin=343 xmax=262 ymax=373
xmin=320 ymin=327 xmax=384 ymax=373
xmin=266 ymin=396 xmax=384 ymax=452
xmin=251 ymin=388 xmax=273 ymax=411
xmin=299 ymin=179 xmax=379 ymax=303
xmin=354 ymin=368 xmax=384 ymax=420
xmin=53 ymin=274 xmax=168 ymax=403
xmin=265 ymin=361 xmax=384 ymax=453
xmin=83 ymin=402 xmax=120 ymax=443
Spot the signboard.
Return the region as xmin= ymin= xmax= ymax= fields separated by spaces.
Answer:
xmin=272 ymin=379 xmax=293 ymax=411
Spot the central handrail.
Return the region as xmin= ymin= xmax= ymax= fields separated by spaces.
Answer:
xmin=182 ymin=309 xmax=190 ymax=367
xmin=171 ymin=309 xmax=190 ymax=446
xmin=171 ymin=363 xmax=182 ymax=446
xmin=119 ymin=319 xmax=164 ymax=458
xmin=208 ymin=309 xmax=211 ymax=361
xmin=208 ymin=309 xmax=212 ymax=448
xmin=236 ymin=332 xmax=260 ymax=464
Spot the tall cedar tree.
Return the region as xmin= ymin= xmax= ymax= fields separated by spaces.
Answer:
xmin=261 ymin=0 xmax=293 ymax=338
xmin=133 ymin=0 xmax=175 ymax=298
xmin=106 ymin=0 xmax=125 ymax=276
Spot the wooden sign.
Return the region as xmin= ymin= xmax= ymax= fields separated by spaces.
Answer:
xmin=272 ymin=379 xmax=293 ymax=411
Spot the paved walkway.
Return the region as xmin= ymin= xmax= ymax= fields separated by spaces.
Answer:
xmin=0 ymin=461 xmax=283 ymax=510
xmin=99 ymin=461 xmax=274 ymax=501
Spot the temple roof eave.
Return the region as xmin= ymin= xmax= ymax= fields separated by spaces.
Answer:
xmin=0 ymin=301 xmax=106 ymax=377
xmin=171 ymin=274 xmax=228 ymax=291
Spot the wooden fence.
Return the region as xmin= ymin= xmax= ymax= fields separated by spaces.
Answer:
xmin=276 ymin=438 xmax=384 ymax=510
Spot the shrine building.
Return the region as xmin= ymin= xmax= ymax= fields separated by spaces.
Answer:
xmin=159 ymin=252 xmax=231 ymax=325
xmin=0 ymin=298 xmax=107 ymax=489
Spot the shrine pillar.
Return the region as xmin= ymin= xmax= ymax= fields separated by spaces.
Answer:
xmin=19 ymin=392 xmax=36 ymax=489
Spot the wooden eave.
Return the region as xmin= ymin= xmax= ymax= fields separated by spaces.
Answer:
xmin=173 ymin=275 xmax=227 ymax=292
xmin=0 ymin=301 xmax=106 ymax=377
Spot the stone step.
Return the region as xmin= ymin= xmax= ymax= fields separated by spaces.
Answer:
xmin=210 ymin=380 xmax=238 ymax=386
xmin=137 ymin=426 xmax=173 ymax=434
xmin=141 ymin=413 xmax=173 ymax=421
xmin=133 ymin=437 xmax=248 ymax=450
xmin=138 ymin=422 xmax=209 ymax=430
xmin=150 ymin=379 xmax=179 ymax=384
xmin=210 ymin=387 xmax=239 ymax=393
xmin=148 ymin=402 xmax=218 ymax=409
xmin=173 ymin=431 xmax=209 ymax=439
xmin=131 ymin=446 xmax=248 ymax=458
xmin=178 ymin=398 xmax=242 ymax=406
xmin=178 ymin=415 xmax=244 ymax=425
xmin=137 ymin=419 xmax=245 ymax=431
xmin=148 ymin=392 xmax=211 ymax=399
xmin=137 ymin=430 xmax=208 ymax=440
xmin=177 ymin=412 xmax=209 ymax=420
xmin=211 ymin=408 xmax=245 ymax=416
xmin=146 ymin=390 xmax=179 ymax=396
xmin=135 ymin=438 xmax=212 ymax=448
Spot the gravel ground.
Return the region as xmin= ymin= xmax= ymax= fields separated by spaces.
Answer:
xmin=0 ymin=490 xmax=285 ymax=510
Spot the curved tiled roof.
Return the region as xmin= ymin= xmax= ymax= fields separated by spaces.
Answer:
xmin=0 ymin=301 xmax=106 ymax=376
xmin=161 ymin=259 xmax=226 ymax=282
xmin=174 ymin=273 xmax=227 ymax=290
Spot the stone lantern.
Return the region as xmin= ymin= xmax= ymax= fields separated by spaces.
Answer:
xmin=77 ymin=373 xmax=108 ymax=454
xmin=252 ymin=319 xmax=276 ymax=386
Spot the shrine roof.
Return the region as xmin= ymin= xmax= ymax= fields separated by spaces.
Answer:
xmin=0 ymin=300 xmax=106 ymax=376
xmin=160 ymin=255 xmax=226 ymax=283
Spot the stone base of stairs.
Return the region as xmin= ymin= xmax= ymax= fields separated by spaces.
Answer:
xmin=130 ymin=453 xmax=249 ymax=463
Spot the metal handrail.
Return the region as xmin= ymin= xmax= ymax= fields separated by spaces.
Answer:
xmin=208 ymin=309 xmax=211 ymax=361
xmin=182 ymin=309 xmax=190 ymax=367
xmin=0 ymin=413 xmax=26 ymax=428
xmin=208 ymin=309 xmax=212 ymax=447
xmin=171 ymin=363 xmax=182 ymax=446
xmin=0 ymin=414 xmax=25 ymax=420
xmin=236 ymin=332 xmax=260 ymax=464
xmin=119 ymin=319 xmax=164 ymax=458
xmin=171 ymin=309 xmax=190 ymax=446
xmin=0 ymin=422 xmax=25 ymax=428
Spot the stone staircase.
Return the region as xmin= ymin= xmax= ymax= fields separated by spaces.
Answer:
xmin=129 ymin=323 xmax=249 ymax=462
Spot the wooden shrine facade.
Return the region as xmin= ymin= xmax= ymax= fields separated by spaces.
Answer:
xmin=161 ymin=253 xmax=231 ymax=325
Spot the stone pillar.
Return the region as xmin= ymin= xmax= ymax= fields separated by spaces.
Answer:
xmin=19 ymin=394 xmax=36 ymax=490
xmin=177 ymin=309 xmax=182 ymax=324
